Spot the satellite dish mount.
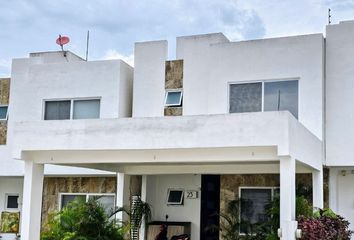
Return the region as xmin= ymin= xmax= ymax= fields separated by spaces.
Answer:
xmin=56 ymin=35 xmax=70 ymax=57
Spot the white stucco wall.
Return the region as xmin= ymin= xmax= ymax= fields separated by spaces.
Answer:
xmin=328 ymin=168 xmax=354 ymax=233
xmin=133 ymin=40 xmax=168 ymax=117
xmin=10 ymin=57 xmax=131 ymax=122
xmin=326 ymin=20 xmax=354 ymax=166
xmin=178 ymin=33 xmax=324 ymax=140
xmin=0 ymin=177 xmax=23 ymax=240
xmin=146 ymin=174 xmax=201 ymax=240
xmin=133 ymin=33 xmax=324 ymax=140
xmin=1 ymin=52 xmax=133 ymax=176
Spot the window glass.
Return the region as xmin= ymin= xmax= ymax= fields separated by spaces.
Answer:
xmin=165 ymin=91 xmax=182 ymax=106
xmin=240 ymin=188 xmax=272 ymax=233
xmin=61 ymin=195 xmax=86 ymax=209
xmin=229 ymin=83 xmax=262 ymax=113
xmin=0 ymin=106 xmax=8 ymax=119
xmin=167 ymin=189 xmax=184 ymax=205
xmin=273 ymin=188 xmax=280 ymax=198
xmin=44 ymin=101 xmax=71 ymax=120
xmin=264 ymin=80 xmax=298 ymax=118
xmin=88 ymin=195 xmax=115 ymax=215
xmin=73 ymin=99 xmax=100 ymax=119
xmin=6 ymin=195 xmax=19 ymax=209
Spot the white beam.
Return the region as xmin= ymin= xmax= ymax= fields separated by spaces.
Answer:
xmin=23 ymin=147 xmax=277 ymax=164
xmin=312 ymin=169 xmax=324 ymax=209
xmin=21 ymin=161 xmax=44 ymax=240
xmin=279 ymin=156 xmax=297 ymax=240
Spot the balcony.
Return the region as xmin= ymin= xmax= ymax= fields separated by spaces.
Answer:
xmin=11 ymin=111 xmax=322 ymax=172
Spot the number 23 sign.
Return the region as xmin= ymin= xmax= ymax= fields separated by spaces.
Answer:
xmin=185 ymin=190 xmax=198 ymax=199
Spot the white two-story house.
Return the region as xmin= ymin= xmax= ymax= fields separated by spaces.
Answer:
xmin=0 ymin=51 xmax=133 ymax=240
xmin=2 ymin=20 xmax=354 ymax=240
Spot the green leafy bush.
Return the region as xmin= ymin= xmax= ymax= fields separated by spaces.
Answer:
xmin=41 ymin=198 xmax=125 ymax=240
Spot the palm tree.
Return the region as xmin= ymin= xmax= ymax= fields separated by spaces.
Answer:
xmin=111 ymin=196 xmax=152 ymax=240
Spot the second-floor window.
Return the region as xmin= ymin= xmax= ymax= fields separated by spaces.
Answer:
xmin=229 ymin=80 xmax=298 ymax=118
xmin=44 ymin=99 xmax=100 ymax=120
xmin=165 ymin=90 xmax=183 ymax=107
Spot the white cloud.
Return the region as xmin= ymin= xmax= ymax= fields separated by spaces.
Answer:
xmin=238 ymin=0 xmax=328 ymax=38
xmin=102 ymin=49 xmax=134 ymax=66
xmin=0 ymin=59 xmax=10 ymax=68
xmin=0 ymin=58 xmax=11 ymax=77
xmin=1 ymin=0 xmax=354 ymax=78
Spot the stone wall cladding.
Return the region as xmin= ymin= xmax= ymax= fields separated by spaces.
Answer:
xmin=0 ymin=78 xmax=10 ymax=145
xmin=164 ymin=107 xmax=182 ymax=116
xmin=130 ymin=175 xmax=142 ymax=196
xmin=41 ymin=177 xmax=116 ymax=229
xmin=220 ymin=173 xmax=329 ymax=220
xmin=323 ymin=168 xmax=329 ymax=208
xmin=165 ymin=60 xmax=183 ymax=89
xmin=0 ymin=121 xmax=7 ymax=145
xmin=0 ymin=78 xmax=10 ymax=105
xmin=164 ymin=60 xmax=183 ymax=116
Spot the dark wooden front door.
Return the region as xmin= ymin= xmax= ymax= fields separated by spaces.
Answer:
xmin=200 ymin=175 xmax=220 ymax=240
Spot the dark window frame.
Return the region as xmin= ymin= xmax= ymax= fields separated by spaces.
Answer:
xmin=43 ymin=98 xmax=101 ymax=120
xmin=229 ymin=79 xmax=299 ymax=118
xmin=5 ymin=194 xmax=19 ymax=210
xmin=0 ymin=105 xmax=9 ymax=120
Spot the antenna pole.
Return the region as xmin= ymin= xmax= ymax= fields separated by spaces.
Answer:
xmin=277 ymin=90 xmax=281 ymax=111
xmin=328 ymin=8 xmax=331 ymax=25
xmin=85 ymin=30 xmax=90 ymax=61
xmin=59 ymin=34 xmax=64 ymax=51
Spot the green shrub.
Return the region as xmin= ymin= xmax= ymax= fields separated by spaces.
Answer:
xmin=41 ymin=198 xmax=125 ymax=240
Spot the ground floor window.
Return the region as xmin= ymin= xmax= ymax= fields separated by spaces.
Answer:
xmin=239 ymin=187 xmax=279 ymax=233
xmin=59 ymin=193 xmax=115 ymax=215
xmin=5 ymin=193 xmax=19 ymax=210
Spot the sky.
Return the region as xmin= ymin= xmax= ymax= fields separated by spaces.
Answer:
xmin=1 ymin=0 xmax=354 ymax=77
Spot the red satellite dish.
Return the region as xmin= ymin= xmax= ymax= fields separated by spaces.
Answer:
xmin=56 ymin=35 xmax=70 ymax=46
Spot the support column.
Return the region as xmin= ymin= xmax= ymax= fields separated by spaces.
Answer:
xmin=116 ymin=173 xmax=130 ymax=222
xmin=312 ymin=168 xmax=324 ymax=209
xmin=139 ymin=175 xmax=148 ymax=240
xmin=21 ymin=161 xmax=44 ymax=240
xmin=328 ymin=168 xmax=338 ymax=212
xmin=279 ymin=156 xmax=297 ymax=240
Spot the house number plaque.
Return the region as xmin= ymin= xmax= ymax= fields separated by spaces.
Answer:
xmin=185 ymin=190 xmax=198 ymax=199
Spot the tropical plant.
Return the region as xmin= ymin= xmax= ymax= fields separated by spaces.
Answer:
xmin=257 ymin=195 xmax=313 ymax=239
xmin=211 ymin=199 xmax=263 ymax=240
xmin=129 ymin=196 xmax=152 ymax=240
xmin=298 ymin=208 xmax=353 ymax=240
xmin=41 ymin=198 xmax=125 ymax=240
xmin=218 ymin=199 xmax=243 ymax=240
xmin=110 ymin=196 xmax=152 ymax=240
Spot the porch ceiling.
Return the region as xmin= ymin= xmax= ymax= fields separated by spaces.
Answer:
xmin=14 ymin=111 xmax=323 ymax=170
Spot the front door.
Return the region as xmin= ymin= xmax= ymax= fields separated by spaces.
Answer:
xmin=200 ymin=175 xmax=220 ymax=240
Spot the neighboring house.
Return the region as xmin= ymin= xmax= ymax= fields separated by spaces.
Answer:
xmin=0 ymin=52 xmax=134 ymax=240
xmin=2 ymin=20 xmax=354 ymax=240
